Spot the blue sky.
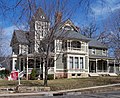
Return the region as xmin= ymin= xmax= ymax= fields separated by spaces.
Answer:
xmin=0 ymin=0 xmax=120 ymax=55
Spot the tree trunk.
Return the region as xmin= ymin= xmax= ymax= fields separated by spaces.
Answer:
xmin=44 ymin=60 xmax=48 ymax=86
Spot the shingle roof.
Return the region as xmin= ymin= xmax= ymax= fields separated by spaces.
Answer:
xmin=14 ymin=30 xmax=29 ymax=44
xmin=89 ymin=39 xmax=108 ymax=49
xmin=55 ymin=30 xmax=90 ymax=42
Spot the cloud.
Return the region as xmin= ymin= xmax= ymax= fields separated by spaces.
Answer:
xmin=91 ymin=1 xmax=120 ymax=16
xmin=2 ymin=25 xmax=18 ymax=55
xmin=4 ymin=25 xmax=18 ymax=37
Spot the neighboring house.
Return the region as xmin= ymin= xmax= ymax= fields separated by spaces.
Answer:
xmin=10 ymin=8 xmax=119 ymax=79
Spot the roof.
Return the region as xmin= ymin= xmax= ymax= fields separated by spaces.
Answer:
xmin=32 ymin=8 xmax=49 ymax=22
xmin=55 ymin=30 xmax=90 ymax=42
xmin=14 ymin=30 xmax=29 ymax=44
xmin=89 ymin=55 xmax=115 ymax=60
xmin=51 ymin=19 xmax=90 ymax=41
xmin=89 ymin=39 xmax=108 ymax=49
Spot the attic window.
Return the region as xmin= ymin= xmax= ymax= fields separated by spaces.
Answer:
xmin=41 ymin=15 xmax=45 ymax=19
xmin=64 ymin=25 xmax=73 ymax=31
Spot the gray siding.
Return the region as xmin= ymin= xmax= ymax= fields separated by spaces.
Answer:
xmin=56 ymin=54 xmax=64 ymax=69
xmin=89 ymin=48 xmax=107 ymax=56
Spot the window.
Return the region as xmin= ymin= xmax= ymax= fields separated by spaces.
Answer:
xmin=77 ymin=74 xmax=81 ymax=76
xmin=69 ymin=57 xmax=73 ymax=69
xmin=56 ymin=40 xmax=62 ymax=51
xmin=64 ymin=26 xmax=72 ymax=30
xmin=80 ymin=57 xmax=83 ymax=69
xmin=102 ymin=49 xmax=106 ymax=55
xmin=41 ymin=15 xmax=45 ymax=19
xmin=71 ymin=41 xmax=81 ymax=49
xmin=92 ymin=48 xmax=96 ymax=54
xmin=75 ymin=57 xmax=79 ymax=69
xmin=35 ymin=21 xmax=41 ymax=30
xmin=72 ymin=74 xmax=75 ymax=76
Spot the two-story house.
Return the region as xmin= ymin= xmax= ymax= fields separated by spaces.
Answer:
xmin=10 ymin=8 xmax=119 ymax=79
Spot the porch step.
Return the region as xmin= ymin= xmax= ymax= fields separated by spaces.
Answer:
xmin=89 ymin=73 xmax=99 ymax=77
xmin=109 ymin=73 xmax=118 ymax=76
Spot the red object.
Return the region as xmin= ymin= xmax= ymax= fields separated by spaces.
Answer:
xmin=11 ymin=71 xmax=18 ymax=80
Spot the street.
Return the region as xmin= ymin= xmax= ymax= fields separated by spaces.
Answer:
xmin=36 ymin=91 xmax=120 ymax=98
xmin=2 ymin=91 xmax=120 ymax=98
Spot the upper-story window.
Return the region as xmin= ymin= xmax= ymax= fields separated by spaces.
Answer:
xmin=56 ymin=40 xmax=62 ymax=51
xmin=102 ymin=49 xmax=107 ymax=55
xmin=35 ymin=21 xmax=41 ymax=30
xmin=71 ymin=41 xmax=81 ymax=49
xmin=92 ymin=48 xmax=96 ymax=54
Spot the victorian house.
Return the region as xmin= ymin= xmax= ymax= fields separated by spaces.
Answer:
xmin=10 ymin=8 xmax=119 ymax=79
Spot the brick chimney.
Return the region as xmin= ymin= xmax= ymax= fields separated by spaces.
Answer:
xmin=55 ymin=12 xmax=62 ymax=24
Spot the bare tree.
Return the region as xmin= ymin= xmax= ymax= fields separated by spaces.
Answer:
xmin=100 ymin=9 xmax=120 ymax=63
xmin=0 ymin=27 xmax=5 ymax=57
xmin=81 ymin=22 xmax=98 ymax=38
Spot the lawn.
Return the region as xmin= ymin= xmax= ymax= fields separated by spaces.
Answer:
xmin=0 ymin=77 xmax=120 ymax=91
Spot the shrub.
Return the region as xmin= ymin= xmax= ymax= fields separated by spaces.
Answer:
xmin=47 ymin=74 xmax=54 ymax=80
xmin=30 ymin=68 xmax=37 ymax=80
xmin=0 ymin=69 xmax=10 ymax=79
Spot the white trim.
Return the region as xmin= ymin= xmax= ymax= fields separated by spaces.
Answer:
xmin=67 ymin=54 xmax=86 ymax=73
xmin=26 ymin=56 xmax=28 ymax=80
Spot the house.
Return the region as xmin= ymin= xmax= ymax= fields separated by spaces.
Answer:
xmin=10 ymin=8 xmax=119 ymax=79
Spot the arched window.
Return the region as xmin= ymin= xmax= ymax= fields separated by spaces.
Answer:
xmin=71 ymin=41 xmax=81 ymax=49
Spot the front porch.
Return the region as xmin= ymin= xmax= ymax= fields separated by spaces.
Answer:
xmin=14 ymin=53 xmax=55 ymax=80
xmin=89 ymin=58 xmax=119 ymax=76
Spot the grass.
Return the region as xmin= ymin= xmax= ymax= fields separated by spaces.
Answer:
xmin=0 ymin=77 xmax=120 ymax=91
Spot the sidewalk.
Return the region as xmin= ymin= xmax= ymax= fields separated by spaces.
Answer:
xmin=0 ymin=83 xmax=120 ymax=97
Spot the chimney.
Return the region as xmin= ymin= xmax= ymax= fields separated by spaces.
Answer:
xmin=55 ymin=12 xmax=62 ymax=24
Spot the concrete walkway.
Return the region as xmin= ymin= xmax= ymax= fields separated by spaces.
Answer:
xmin=0 ymin=83 xmax=120 ymax=97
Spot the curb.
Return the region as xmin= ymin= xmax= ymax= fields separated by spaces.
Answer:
xmin=0 ymin=83 xmax=120 ymax=97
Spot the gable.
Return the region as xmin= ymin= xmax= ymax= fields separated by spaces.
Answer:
xmin=32 ymin=8 xmax=49 ymax=22
xmin=10 ymin=30 xmax=29 ymax=47
xmin=60 ymin=19 xmax=79 ymax=32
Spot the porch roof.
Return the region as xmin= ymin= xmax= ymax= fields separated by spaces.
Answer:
xmin=18 ymin=52 xmax=55 ymax=58
xmin=89 ymin=55 xmax=115 ymax=60
xmin=89 ymin=39 xmax=108 ymax=49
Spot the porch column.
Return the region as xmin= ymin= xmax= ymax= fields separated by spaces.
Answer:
xmin=114 ymin=60 xmax=116 ymax=73
xmin=96 ymin=59 xmax=98 ymax=73
xmin=19 ymin=58 xmax=21 ymax=71
xmin=87 ymin=56 xmax=89 ymax=73
xmin=23 ymin=58 xmax=25 ymax=72
xmin=12 ymin=58 xmax=16 ymax=71
xmin=43 ymin=59 xmax=45 ymax=79
xmin=107 ymin=60 xmax=109 ymax=73
xmin=26 ymin=56 xmax=28 ymax=80
xmin=38 ymin=57 xmax=41 ymax=80
xmin=54 ymin=54 xmax=56 ymax=79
